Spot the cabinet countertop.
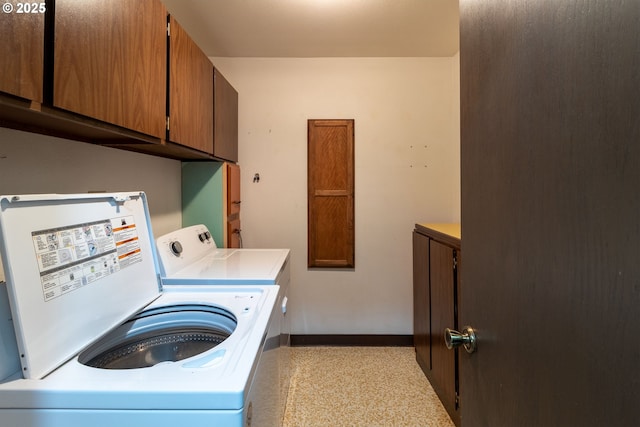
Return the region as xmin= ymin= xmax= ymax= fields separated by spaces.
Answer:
xmin=415 ymin=223 xmax=461 ymax=248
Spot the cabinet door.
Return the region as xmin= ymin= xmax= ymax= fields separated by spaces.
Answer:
xmin=226 ymin=163 xmax=241 ymax=216
xmin=169 ymin=16 xmax=214 ymax=153
xmin=213 ymin=68 xmax=238 ymax=162
xmin=307 ymin=119 xmax=355 ymax=268
xmin=0 ymin=9 xmax=43 ymax=102
xmin=54 ymin=0 xmax=166 ymax=138
xmin=226 ymin=218 xmax=241 ymax=249
xmin=413 ymin=232 xmax=430 ymax=373
xmin=430 ymin=239 xmax=458 ymax=423
xmin=225 ymin=163 xmax=241 ymax=248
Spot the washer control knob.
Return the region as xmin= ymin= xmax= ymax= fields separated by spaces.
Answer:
xmin=170 ymin=241 xmax=183 ymax=256
xmin=204 ymin=231 xmax=212 ymax=240
xmin=199 ymin=233 xmax=206 ymax=242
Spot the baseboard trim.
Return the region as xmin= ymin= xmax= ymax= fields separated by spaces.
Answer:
xmin=290 ymin=334 xmax=414 ymax=347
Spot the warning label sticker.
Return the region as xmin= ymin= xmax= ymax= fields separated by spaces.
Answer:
xmin=31 ymin=216 xmax=142 ymax=301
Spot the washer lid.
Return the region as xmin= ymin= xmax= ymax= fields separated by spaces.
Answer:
xmin=0 ymin=192 xmax=161 ymax=379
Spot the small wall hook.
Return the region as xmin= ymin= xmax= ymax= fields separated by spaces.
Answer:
xmin=253 ymin=173 xmax=260 ymax=183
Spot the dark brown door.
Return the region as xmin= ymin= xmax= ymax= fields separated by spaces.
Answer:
xmin=460 ymin=1 xmax=640 ymax=426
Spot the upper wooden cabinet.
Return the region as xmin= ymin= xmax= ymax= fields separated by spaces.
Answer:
xmin=168 ymin=16 xmax=214 ymax=154
xmin=213 ymin=68 xmax=239 ymax=162
xmin=0 ymin=0 xmax=231 ymax=161
xmin=0 ymin=9 xmax=44 ymax=102
xmin=53 ymin=0 xmax=167 ymax=139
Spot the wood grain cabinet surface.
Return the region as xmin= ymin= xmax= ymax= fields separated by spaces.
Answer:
xmin=53 ymin=0 xmax=167 ymax=139
xmin=413 ymin=231 xmax=431 ymax=371
xmin=213 ymin=68 xmax=239 ymax=162
xmin=307 ymin=119 xmax=355 ymax=268
xmin=0 ymin=10 xmax=44 ymax=102
xmin=0 ymin=0 xmax=232 ymax=162
xmin=168 ymin=16 xmax=214 ymax=154
xmin=413 ymin=223 xmax=461 ymax=427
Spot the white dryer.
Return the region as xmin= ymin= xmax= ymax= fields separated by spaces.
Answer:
xmin=156 ymin=225 xmax=291 ymax=423
xmin=156 ymin=225 xmax=290 ymax=287
xmin=0 ymin=192 xmax=280 ymax=427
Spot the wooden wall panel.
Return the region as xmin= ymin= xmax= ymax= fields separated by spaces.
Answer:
xmin=308 ymin=119 xmax=354 ymax=268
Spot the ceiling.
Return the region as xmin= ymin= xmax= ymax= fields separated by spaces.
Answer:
xmin=161 ymin=0 xmax=459 ymax=58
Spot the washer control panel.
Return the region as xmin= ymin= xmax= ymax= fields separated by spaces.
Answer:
xmin=156 ymin=224 xmax=216 ymax=275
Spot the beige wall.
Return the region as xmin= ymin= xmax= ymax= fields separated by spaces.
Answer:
xmin=212 ymin=57 xmax=461 ymax=334
xmin=0 ymin=128 xmax=182 ymax=281
xmin=0 ymin=56 xmax=460 ymax=335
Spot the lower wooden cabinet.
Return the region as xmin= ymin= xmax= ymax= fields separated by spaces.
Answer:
xmin=413 ymin=223 xmax=461 ymax=426
xmin=413 ymin=231 xmax=430 ymax=372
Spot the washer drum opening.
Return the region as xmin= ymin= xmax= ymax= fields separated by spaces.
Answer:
xmin=78 ymin=304 xmax=237 ymax=369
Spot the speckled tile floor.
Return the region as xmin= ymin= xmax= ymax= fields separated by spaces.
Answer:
xmin=282 ymin=346 xmax=455 ymax=427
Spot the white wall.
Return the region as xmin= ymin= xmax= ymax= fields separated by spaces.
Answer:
xmin=0 ymin=128 xmax=182 ymax=281
xmin=211 ymin=57 xmax=461 ymax=335
xmin=0 ymin=56 xmax=461 ymax=335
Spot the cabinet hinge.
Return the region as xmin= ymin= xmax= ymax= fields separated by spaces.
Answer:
xmin=167 ymin=22 xmax=170 ymax=37
xmin=166 ymin=116 xmax=170 ymax=131
xmin=453 ymin=253 xmax=458 ymax=270
xmin=455 ymin=392 xmax=460 ymax=409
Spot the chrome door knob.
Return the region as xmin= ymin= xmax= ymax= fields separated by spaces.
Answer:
xmin=444 ymin=326 xmax=477 ymax=354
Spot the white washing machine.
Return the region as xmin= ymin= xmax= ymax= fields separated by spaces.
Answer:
xmin=155 ymin=225 xmax=291 ymax=423
xmin=0 ymin=192 xmax=281 ymax=427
